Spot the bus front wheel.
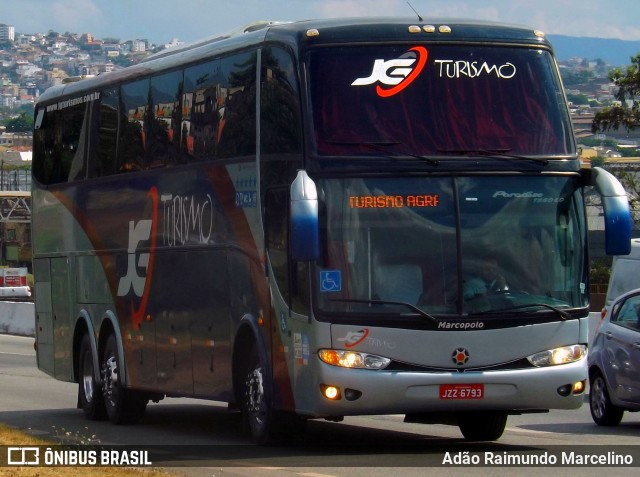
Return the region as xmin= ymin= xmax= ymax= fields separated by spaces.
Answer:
xmin=457 ymin=411 xmax=507 ymax=441
xmin=78 ymin=333 xmax=106 ymax=420
xmin=240 ymin=345 xmax=276 ymax=443
xmin=101 ymin=333 xmax=147 ymax=424
xmin=239 ymin=344 xmax=306 ymax=444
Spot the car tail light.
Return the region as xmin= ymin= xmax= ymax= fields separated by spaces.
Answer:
xmin=600 ymin=308 xmax=607 ymax=320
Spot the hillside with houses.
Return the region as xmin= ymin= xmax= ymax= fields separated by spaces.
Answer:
xmin=2 ymin=23 xmax=639 ymax=160
xmin=0 ymin=21 xmax=639 ymax=273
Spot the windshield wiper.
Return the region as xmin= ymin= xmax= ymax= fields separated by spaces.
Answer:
xmin=436 ymin=148 xmax=549 ymax=165
xmin=472 ymin=303 xmax=570 ymax=320
xmin=329 ymin=298 xmax=439 ymax=323
xmin=363 ymin=142 xmax=440 ymax=166
xmin=325 ymin=140 xmax=440 ymax=167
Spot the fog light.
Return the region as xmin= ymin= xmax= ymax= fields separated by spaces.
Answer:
xmin=321 ymin=384 xmax=341 ymax=400
xmin=573 ymin=380 xmax=586 ymax=394
xmin=557 ymin=384 xmax=572 ymax=397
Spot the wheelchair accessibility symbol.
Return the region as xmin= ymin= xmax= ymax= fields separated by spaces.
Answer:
xmin=320 ymin=270 xmax=342 ymax=292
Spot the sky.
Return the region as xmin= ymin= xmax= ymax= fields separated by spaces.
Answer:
xmin=2 ymin=0 xmax=640 ymax=46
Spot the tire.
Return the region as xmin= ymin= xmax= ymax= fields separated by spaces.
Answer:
xmin=78 ymin=334 xmax=106 ymax=420
xmin=239 ymin=344 xmax=305 ymax=444
xmin=589 ymin=371 xmax=624 ymax=426
xmin=458 ymin=412 xmax=508 ymax=441
xmin=101 ymin=333 xmax=147 ymax=424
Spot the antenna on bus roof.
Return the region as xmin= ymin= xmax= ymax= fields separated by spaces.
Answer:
xmin=407 ymin=2 xmax=423 ymax=21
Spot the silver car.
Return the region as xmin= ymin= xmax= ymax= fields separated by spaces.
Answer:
xmin=588 ymin=288 xmax=640 ymax=425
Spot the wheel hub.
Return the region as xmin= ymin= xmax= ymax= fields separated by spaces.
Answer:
xmin=245 ymin=367 xmax=264 ymax=414
xmin=591 ymin=377 xmax=606 ymax=419
xmin=101 ymin=356 xmax=118 ymax=402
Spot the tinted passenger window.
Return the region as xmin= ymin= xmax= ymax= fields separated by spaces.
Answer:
xmin=216 ymin=51 xmax=256 ymax=159
xmin=183 ymin=59 xmax=220 ymax=159
xmin=91 ymin=87 xmax=119 ymax=177
xmin=32 ymin=100 xmax=88 ymax=185
xmin=182 ymin=52 xmax=257 ymax=160
xmin=149 ymin=70 xmax=183 ymax=166
xmin=119 ymin=79 xmax=148 ymax=172
xmin=261 ymin=46 xmax=302 ymax=155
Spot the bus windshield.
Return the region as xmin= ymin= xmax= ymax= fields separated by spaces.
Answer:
xmin=314 ymin=176 xmax=587 ymax=317
xmin=309 ymin=45 xmax=574 ymax=157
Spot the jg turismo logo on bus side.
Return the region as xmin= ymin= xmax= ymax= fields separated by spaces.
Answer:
xmin=117 ymin=187 xmax=159 ymax=330
xmin=351 ymin=46 xmax=428 ymax=97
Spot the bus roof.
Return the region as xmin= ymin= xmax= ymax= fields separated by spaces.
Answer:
xmin=267 ymin=17 xmax=550 ymax=46
xmin=37 ymin=17 xmax=552 ymax=104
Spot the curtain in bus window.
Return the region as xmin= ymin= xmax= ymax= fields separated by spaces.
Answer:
xmin=310 ymin=46 xmax=572 ymax=157
xmin=119 ymin=79 xmax=149 ymax=172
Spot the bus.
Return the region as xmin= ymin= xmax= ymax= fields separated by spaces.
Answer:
xmin=32 ymin=18 xmax=632 ymax=443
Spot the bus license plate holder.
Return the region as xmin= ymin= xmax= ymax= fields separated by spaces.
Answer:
xmin=439 ymin=383 xmax=484 ymax=399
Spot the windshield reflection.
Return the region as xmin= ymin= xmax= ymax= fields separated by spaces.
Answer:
xmin=314 ymin=176 xmax=587 ymax=319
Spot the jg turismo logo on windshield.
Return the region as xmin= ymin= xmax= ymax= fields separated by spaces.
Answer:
xmin=351 ymin=46 xmax=427 ymax=97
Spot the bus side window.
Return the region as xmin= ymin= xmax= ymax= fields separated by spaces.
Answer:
xmin=66 ymin=101 xmax=92 ymax=182
xmin=183 ymin=59 xmax=219 ymax=160
xmin=35 ymin=101 xmax=87 ymax=185
xmin=216 ymin=51 xmax=256 ymax=159
xmin=119 ymin=79 xmax=149 ymax=172
xmin=33 ymin=108 xmax=57 ymax=185
xmin=261 ymin=46 xmax=302 ymax=156
xmin=89 ymin=87 xmax=119 ymax=178
xmin=149 ymin=70 xmax=183 ymax=167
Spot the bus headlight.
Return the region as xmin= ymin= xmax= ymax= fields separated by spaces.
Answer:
xmin=527 ymin=344 xmax=586 ymax=367
xmin=318 ymin=349 xmax=391 ymax=370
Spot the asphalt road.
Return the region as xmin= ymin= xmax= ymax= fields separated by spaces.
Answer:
xmin=1 ymin=333 xmax=639 ymax=477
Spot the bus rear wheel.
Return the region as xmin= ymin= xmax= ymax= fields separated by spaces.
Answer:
xmin=78 ymin=333 xmax=106 ymax=420
xmin=101 ymin=333 xmax=147 ymax=424
xmin=458 ymin=411 xmax=507 ymax=441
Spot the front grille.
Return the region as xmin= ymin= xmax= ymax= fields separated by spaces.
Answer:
xmin=385 ymin=357 xmax=534 ymax=373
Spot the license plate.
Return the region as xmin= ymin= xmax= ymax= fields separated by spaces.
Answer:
xmin=439 ymin=383 xmax=484 ymax=399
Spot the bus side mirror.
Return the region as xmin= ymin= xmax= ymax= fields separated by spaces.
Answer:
xmin=290 ymin=170 xmax=319 ymax=261
xmin=589 ymin=167 xmax=632 ymax=255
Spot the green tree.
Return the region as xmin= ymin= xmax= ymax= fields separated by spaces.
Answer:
xmin=613 ymin=170 xmax=640 ymax=223
xmin=592 ymin=53 xmax=640 ymax=133
xmin=567 ymin=93 xmax=589 ymax=105
xmin=4 ymin=113 xmax=32 ymax=132
xmin=560 ymin=69 xmax=594 ymax=87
